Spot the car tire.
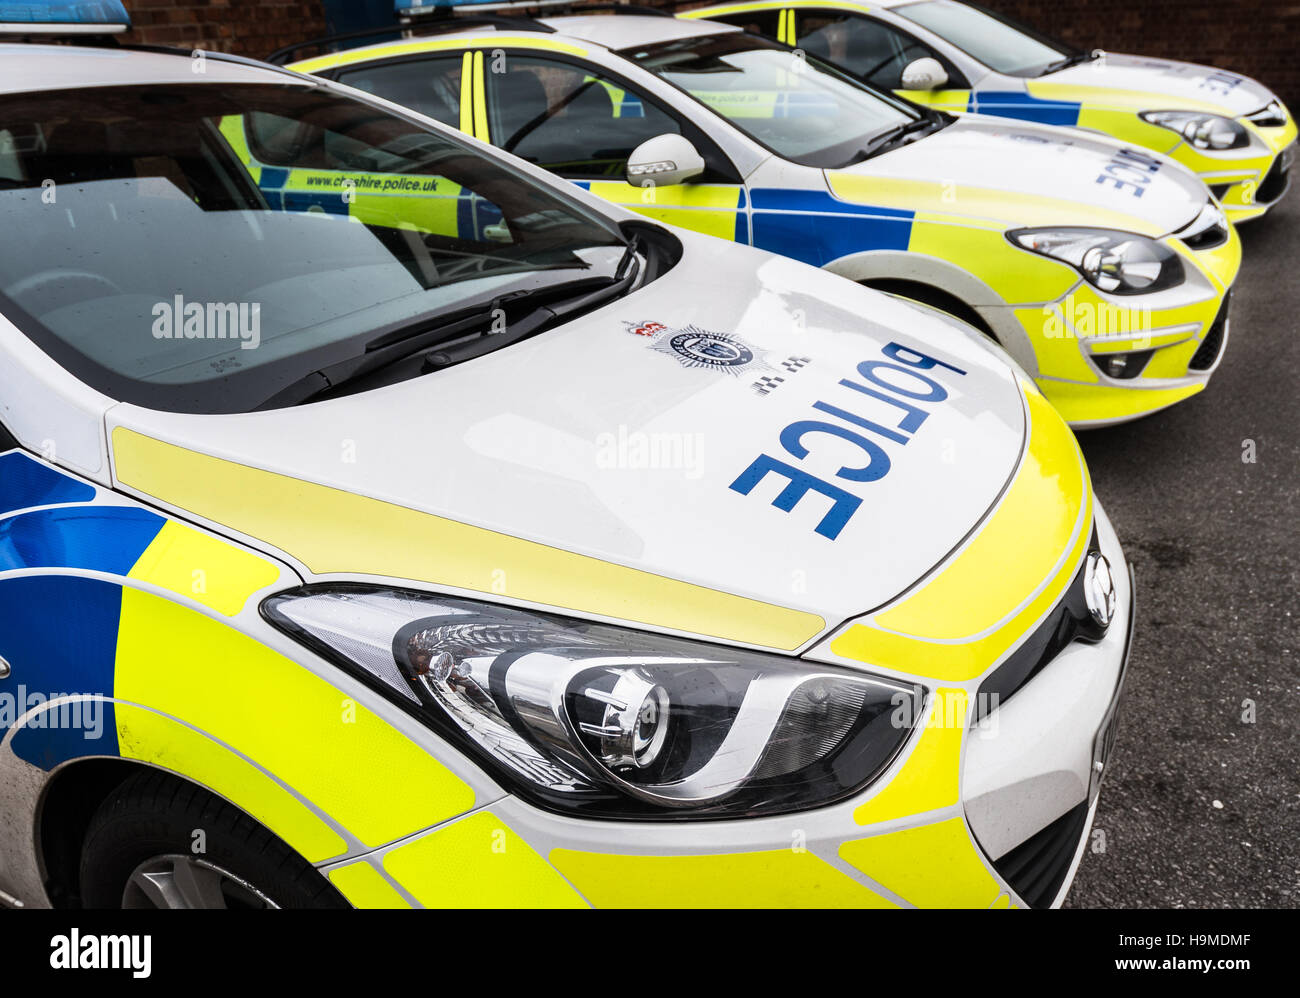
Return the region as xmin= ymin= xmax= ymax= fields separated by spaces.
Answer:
xmin=79 ymin=769 xmax=349 ymax=909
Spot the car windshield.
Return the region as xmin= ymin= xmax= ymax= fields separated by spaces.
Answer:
xmin=0 ymin=82 xmax=631 ymax=413
xmin=895 ymin=1 xmax=1079 ymax=77
xmin=625 ymin=33 xmax=922 ymax=168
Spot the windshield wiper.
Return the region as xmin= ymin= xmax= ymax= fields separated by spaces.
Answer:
xmin=424 ymin=243 xmax=641 ymax=372
xmin=1038 ymin=51 xmax=1094 ymax=75
xmin=850 ymin=115 xmax=942 ymax=163
xmin=258 ymin=252 xmax=641 ymax=408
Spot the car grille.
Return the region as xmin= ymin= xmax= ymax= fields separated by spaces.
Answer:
xmin=974 ymin=528 xmax=1103 ymax=720
xmin=1189 ymin=293 xmax=1230 ymax=372
xmin=1256 ymin=153 xmax=1291 ymax=205
xmin=990 ymin=801 xmax=1090 ymax=908
xmin=1178 ymin=202 xmax=1230 ymax=250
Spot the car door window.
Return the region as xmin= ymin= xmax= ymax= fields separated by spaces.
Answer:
xmin=797 ymin=12 xmax=965 ymax=91
xmin=707 ymin=9 xmax=785 ymax=41
xmin=483 ymin=55 xmax=687 ymax=179
xmin=335 ymin=55 xmax=465 ymax=130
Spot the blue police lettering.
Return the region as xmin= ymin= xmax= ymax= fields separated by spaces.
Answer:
xmin=1096 ymin=147 xmax=1163 ymax=197
xmin=729 ymin=341 xmax=967 ymax=539
xmin=779 ymin=419 xmax=891 ymax=483
xmin=728 ymin=454 xmax=862 ymax=540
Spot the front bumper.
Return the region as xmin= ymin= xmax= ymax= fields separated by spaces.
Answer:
xmin=320 ymin=505 xmax=1134 ymax=909
xmin=1184 ymin=121 xmax=1297 ymax=223
xmin=991 ymin=220 xmax=1240 ymax=428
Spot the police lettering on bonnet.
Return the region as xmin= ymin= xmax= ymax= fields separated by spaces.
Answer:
xmin=731 ymin=341 xmax=967 ymax=540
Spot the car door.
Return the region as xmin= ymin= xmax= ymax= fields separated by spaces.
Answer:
xmin=476 ymin=49 xmax=750 ymax=244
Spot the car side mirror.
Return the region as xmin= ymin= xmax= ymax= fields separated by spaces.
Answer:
xmin=900 ymin=57 xmax=949 ymax=91
xmin=626 ymin=133 xmax=705 ymax=188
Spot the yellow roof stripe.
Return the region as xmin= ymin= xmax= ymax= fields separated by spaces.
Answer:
xmin=289 ymin=35 xmax=588 ymax=74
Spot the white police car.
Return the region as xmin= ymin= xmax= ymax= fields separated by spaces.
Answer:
xmin=0 ymin=2 xmax=1131 ymax=909
xmin=688 ymin=0 xmax=1296 ymax=223
xmin=289 ymin=7 xmax=1240 ymax=427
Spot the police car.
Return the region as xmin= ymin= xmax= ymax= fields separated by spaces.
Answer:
xmin=685 ymin=0 xmax=1296 ymax=223
xmin=288 ymin=7 xmax=1239 ymax=427
xmin=0 ymin=3 xmax=1132 ymax=910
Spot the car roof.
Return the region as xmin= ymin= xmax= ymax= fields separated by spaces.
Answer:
xmin=538 ymin=14 xmax=739 ymax=51
xmin=0 ymin=43 xmax=309 ymax=95
xmin=287 ymin=16 xmax=741 ymax=74
xmin=691 ymin=0 xmax=909 ymax=10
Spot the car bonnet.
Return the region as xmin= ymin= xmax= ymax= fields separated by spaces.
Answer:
xmin=1034 ymin=53 xmax=1277 ymax=118
xmin=826 ymin=115 xmax=1209 ymax=237
xmin=105 ymin=234 xmax=1064 ymax=654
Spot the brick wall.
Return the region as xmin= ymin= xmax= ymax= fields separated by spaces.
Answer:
xmin=120 ymin=0 xmax=327 ymax=59
xmin=674 ymin=0 xmax=1298 ymax=110
xmin=116 ymin=0 xmax=1299 ymax=111
xmin=983 ymin=0 xmax=1299 ymax=110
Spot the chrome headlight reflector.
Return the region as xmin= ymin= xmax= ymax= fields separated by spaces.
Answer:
xmin=1008 ymin=227 xmax=1184 ymax=295
xmin=1140 ymin=109 xmax=1250 ymax=150
xmin=263 ymin=587 xmax=923 ymax=819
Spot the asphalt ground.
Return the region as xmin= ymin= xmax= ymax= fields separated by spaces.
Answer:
xmin=1064 ymin=192 xmax=1300 ymax=908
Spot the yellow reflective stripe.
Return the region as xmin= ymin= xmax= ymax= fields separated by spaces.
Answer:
xmin=588 ymin=180 xmax=742 ymax=210
xmin=472 ymin=50 xmax=489 ymax=141
xmin=831 ymin=392 xmax=1093 ymax=680
xmin=217 ymin=115 xmax=259 ymax=182
xmin=1029 ymin=80 xmax=1236 ymax=115
xmin=1039 ymin=379 xmax=1203 ymax=424
xmin=289 ymin=36 xmax=588 ymax=74
xmin=114 ymin=702 xmax=347 ymax=864
xmin=779 ymin=8 xmax=794 ymax=44
xmin=894 ymin=88 xmax=970 ymax=110
xmin=459 ymin=51 xmax=474 ymax=135
xmin=112 ymin=429 xmax=824 ymax=651
xmin=384 ymin=812 xmax=586 ymax=908
xmin=876 ymin=390 xmax=1086 ymax=640
xmin=114 ymin=586 xmax=476 ymax=846
xmin=682 ymin=1 xmax=873 ymax=18
xmin=908 ymin=216 xmax=1078 ymax=303
xmin=853 ymin=688 xmax=966 ymax=825
xmin=328 ymin=862 xmax=412 ymax=908
xmin=127 ymin=520 xmax=279 ymax=617
xmin=840 ymin=817 xmax=1004 ymax=908
xmin=831 ymin=173 xmax=1166 ymax=237
xmin=550 ymin=844 xmax=896 ymax=908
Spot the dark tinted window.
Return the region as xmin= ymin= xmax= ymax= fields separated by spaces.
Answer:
xmin=0 ymin=83 xmax=627 ymax=413
xmin=335 ymin=54 xmax=465 ymax=129
xmin=798 ymin=12 xmax=964 ymax=90
xmin=485 ymin=55 xmax=683 ymax=178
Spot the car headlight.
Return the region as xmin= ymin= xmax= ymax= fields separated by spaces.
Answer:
xmin=1139 ymin=110 xmax=1250 ymax=150
xmin=1008 ymin=227 xmax=1184 ymax=295
xmin=263 ymin=587 xmax=923 ymax=819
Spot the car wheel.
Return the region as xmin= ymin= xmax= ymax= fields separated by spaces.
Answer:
xmin=79 ymin=770 xmax=349 ymax=909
